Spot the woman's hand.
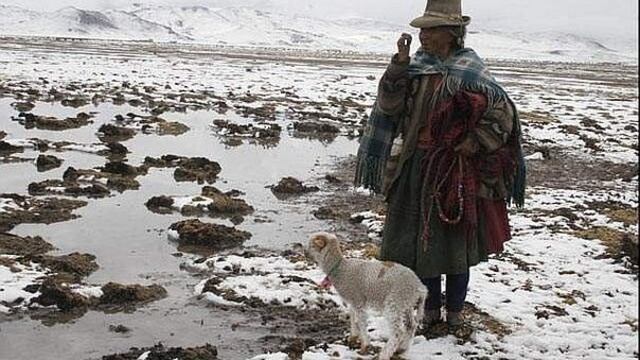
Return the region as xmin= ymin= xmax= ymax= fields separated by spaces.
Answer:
xmin=396 ymin=33 xmax=412 ymax=63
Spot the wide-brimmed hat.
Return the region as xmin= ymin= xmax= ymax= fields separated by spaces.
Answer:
xmin=410 ymin=0 xmax=471 ymax=28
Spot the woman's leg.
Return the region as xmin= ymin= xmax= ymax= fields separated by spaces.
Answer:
xmin=421 ymin=276 xmax=442 ymax=310
xmin=445 ymin=271 xmax=470 ymax=326
xmin=421 ymin=276 xmax=443 ymax=325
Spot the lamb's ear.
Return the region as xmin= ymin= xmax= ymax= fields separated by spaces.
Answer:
xmin=312 ymin=235 xmax=327 ymax=250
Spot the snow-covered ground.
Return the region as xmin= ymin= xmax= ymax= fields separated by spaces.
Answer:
xmin=0 ymin=36 xmax=636 ymax=359
xmin=191 ymin=184 xmax=638 ymax=359
xmin=0 ymin=3 xmax=637 ymax=63
xmin=0 ymin=257 xmax=48 ymax=313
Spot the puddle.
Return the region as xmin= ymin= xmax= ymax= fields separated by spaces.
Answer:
xmin=1 ymin=97 xmax=357 ymax=359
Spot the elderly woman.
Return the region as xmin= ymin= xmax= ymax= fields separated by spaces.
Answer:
xmin=355 ymin=0 xmax=525 ymax=328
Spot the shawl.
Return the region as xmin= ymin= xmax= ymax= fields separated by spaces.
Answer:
xmin=354 ymin=48 xmax=526 ymax=207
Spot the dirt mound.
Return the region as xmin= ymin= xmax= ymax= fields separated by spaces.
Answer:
xmin=292 ymin=121 xmax=340 ymax=142
xmin=169 ymin=219 xmax=251 ymax=252
xmin=27 ymin=253 xmax=99 ymax=282
xmin=33 ymin=278 xmax=91 ymax=311
xmin=98 ymin=124 xmax=136 ymax=142
xmin=99 ymin=282 xmax=167 ymax=304
xmin=312 ymin=206 xmax=350 ymax=220
xmin=12 ymin=112 xmax=93 ymax=131
xmin=60 ymin=97 xmax=89 ymax=108
xmin=0 ymin=233 xmax=54 ymax=256
xmin=271 ymin=177 xmax=320 ymax=197
xmin=108 ymin=324 xmax=131 ymax=333
xmin=211 ymin=119 xmax=281 ymax=146
xmin=28 ymin=180 xmax=110 ymax=198
xmin=147 ymin=187 xmax=252 ymax=221
xmin=29 ymin=278 xmax=166 ymax=316
xmin=29 ymin=163 xmax=146 ymax=198
xmin=0 ymin=140 xmax=24 ymax=154
xmin=102 ymin=161 xmax=142 ymax=177
xmin=174 ymin=158 xmax=222 ymax=183
xmin=144 ymin=155 xmax=222 ymax=184
xmin=36 ymin=154 xmax=63 ymax=172
xmin=12 ymin=101 xmax=35 ymax=112
xmin=154 ymin=121 xmax=190 ymax=136
xmin=258 ymin=306 xmax=348 ymax=357
xmin=145 ymin=196 xmax=175 ymax=214
xmin=0 ymin=195 xmax=87 ymax=232
xmin=115 ymin=113 xmax=190 ymax=136
xmin=101 ymin=343 xmax=218 ymax=360
xmin=202 ymin=187 xmax=253 ymax=216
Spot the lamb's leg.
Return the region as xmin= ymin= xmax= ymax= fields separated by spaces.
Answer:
xmin=396 ymin=308 xmax=417 ymax=354
xmin=379 ymin=305 xmax=404 ymax=360
xmin=347 ymin=306 xmax=360 ymax=347
xmin=353 ymin=308 xmax=369 ymax=354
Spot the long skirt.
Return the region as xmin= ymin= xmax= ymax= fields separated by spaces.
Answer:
xmin=380 ymin=149 xmax=510 ymax=278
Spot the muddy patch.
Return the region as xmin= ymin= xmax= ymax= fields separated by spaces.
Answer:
xmin=29 ymin=280 xmax=167 ymax=321
xmin=0 ymin=140 xmax=24 ymax=154
xmin=211 ymin=118 xmax=281 ymax=147
xmin=98 ymin=124 xmax=137 ymax=143
xmin=144 ymin=155 xmax=221 ymax=184
xmin=168 ymin=219 xmax=251 ymax=254
xmin=525 ymin=146 xmax=638 ymax=189
xmin=25 ymin=253 xmax=99 ymax=283
xmin=35 ymin=154 xmax=63 ymax=172
xmin=417 ymin=302 xmax=511 ymax=344
xmin=100 ymin=343 xmax=218 ymax=360
xmin=0 ymin=233 xmax=54 ymax=256
xmin=11 ymin=112 xmax=94 ymax=131
xmin=0 ymin=194 xmax=87 ymax=232
xmin=574 ymin=227 xmax=638 ymax=268
xmin=270 ymin=177 xmax=320 ymax=198
xmin=106 ymin=112 xmax=190 ymax=139
xmin=146 ymin=186 xmax=253 ymax=223
xmin=292 ymin=121 xmax=340 ymax=142
xmin=257 ymin=306 xmax=348 ymax=358
xmin=28 ymin=163 xmax=148 ymax=198
xmin=97 ymin=282 xmax=168 ymax=310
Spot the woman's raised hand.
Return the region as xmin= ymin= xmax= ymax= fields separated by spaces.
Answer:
xmin=397 ymin=33 xmax=412 ymax=63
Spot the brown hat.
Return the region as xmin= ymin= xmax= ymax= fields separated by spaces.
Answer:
xmin=410 ymin=0 xmax=471 ymax=29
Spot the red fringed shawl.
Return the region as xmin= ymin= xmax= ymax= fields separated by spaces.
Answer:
xmin=417 ymin=91 xmax=513 ymax=254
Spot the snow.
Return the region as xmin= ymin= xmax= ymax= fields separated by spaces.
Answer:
xmin=2 ymin=138 xmax=108 ymax=155
xmin=136 ymin=351 xmax=151 ymax=360
xmin=248 ymin=354 xmax=288 ymax=360
xmin=0 ymin=198 xmax=20 ymax=213
xmin=201 ymin=292 xmax=242 ymax=307
xmin=0 ymin=4 xmax=636 ymax=63
xmin=525 ymin=152 xmax=545 ymax=160
xmin=171 ymin=195 xmax=214 ymax=211
xmin=241 ymin=184 xmax=638 ymax=359
xmin=193 ymin=255 xmax=344 ymax=309
xmin=70 ymin=285 xmax=104 ymax=298
xmin=351 ymin=211 xmax=385 ymax=239
xmin=0 ymin=256 xmax=48 ymax=314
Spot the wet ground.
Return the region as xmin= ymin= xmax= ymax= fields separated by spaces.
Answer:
xmin=0 ymin=37 xmax=637 ymax=360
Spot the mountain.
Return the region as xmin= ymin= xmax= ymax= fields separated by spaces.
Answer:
xmin=0 ymin=5 xmax=187 ymax=41
xmin=0 ymin=3 xmax=636 ymax=63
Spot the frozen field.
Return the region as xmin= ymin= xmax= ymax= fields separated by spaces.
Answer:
xmin=0 ymin=37 xmax=637 ymax=359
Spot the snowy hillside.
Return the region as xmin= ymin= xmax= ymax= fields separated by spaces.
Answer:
xmin=0 ymin=3 xmax=636 ymax=62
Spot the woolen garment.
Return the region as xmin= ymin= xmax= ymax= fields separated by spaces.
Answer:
xmin=367 ymin=49 xmax=520 ymax=277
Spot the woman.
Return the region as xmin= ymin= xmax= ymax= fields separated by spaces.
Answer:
xmin=355 ymin=0 xmax=525 ymax=328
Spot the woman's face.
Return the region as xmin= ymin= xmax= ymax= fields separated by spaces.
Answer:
xmin=419 ymin=27 xmax=454 ymax=55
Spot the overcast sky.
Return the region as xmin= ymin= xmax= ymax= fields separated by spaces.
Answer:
xmin=2 ymin=0 xmax=637 ymax=39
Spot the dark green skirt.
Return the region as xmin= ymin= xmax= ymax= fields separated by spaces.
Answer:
xmin=380 ymin=149 xmax=490 ymax=279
